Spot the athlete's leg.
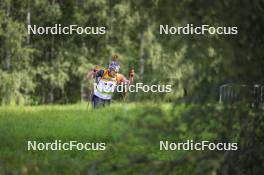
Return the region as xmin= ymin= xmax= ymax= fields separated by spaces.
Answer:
xmin=92 ymin=95 xmax=100 ymax=108
xmin=92 ymin=95 xmax=106 ymax=108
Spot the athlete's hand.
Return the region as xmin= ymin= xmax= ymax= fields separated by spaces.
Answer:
xmin=129 ymin=67 xmax=134 ymax=78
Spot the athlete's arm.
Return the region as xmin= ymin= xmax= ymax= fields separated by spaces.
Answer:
xmin=117 ymin=73 xmax=134 ymax=85
xmin=95 ymin=69 xmax=104 ymax=83
xmin=85 ymin=65 xmax=101 ymax=80
xmin=119 ymin=68 xmax=134 ymax=85
xmin=85 ymin=70 xmax=94 ymax=80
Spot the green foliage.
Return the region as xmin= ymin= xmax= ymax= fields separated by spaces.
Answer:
xmin=0 ymin=0 xmax=263 ymax=104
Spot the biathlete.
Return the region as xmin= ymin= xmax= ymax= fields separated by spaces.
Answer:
xmin=86 ymin=54 xmax=134 ymax=108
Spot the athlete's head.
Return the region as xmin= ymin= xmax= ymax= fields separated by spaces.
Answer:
xmin=108 ymin=61 xmax=120 ymax=77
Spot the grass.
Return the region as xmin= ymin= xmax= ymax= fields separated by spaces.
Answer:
xmin=0 ymin=103 xmax=142 ymax=175
xmin=0 ymin=102 xmax=254 ymax=175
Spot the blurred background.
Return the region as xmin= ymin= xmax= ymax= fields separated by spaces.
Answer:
xmin=0 ymin=0 xmax=264 ymax=175
xmin=0 ymin=0 xmax=263 ymax=105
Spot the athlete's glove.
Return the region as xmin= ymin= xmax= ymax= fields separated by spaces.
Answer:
xmin=129 ymin=67 xmax=134 ymax=78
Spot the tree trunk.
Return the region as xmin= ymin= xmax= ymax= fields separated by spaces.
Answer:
xmin=27 ymin=1 xmax=31 ymax=44
xmin=48 ymin=86 xmax=54 ymax=103
xmin=139 ymin=31 xmax=145 ymax=79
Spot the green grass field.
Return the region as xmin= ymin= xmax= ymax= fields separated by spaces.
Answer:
xmin=0 ymin=103 xmax=140 ymax=175
xmin=0 ymin=103 xmax=259 ymax=175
